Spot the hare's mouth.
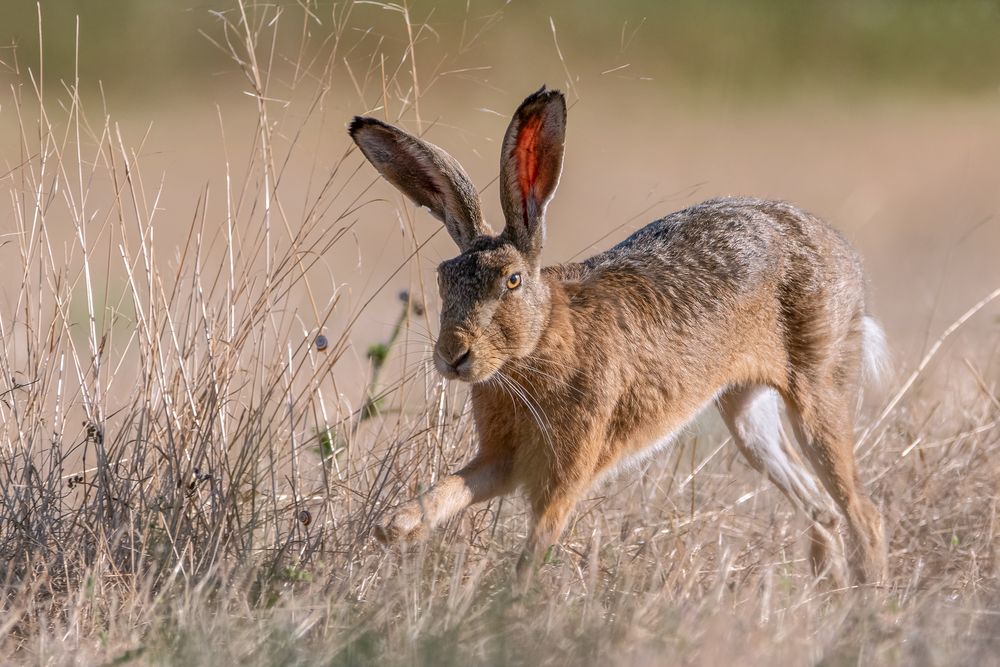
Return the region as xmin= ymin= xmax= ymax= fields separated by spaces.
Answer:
xmin=434 ymin=348 xmax=474 ymax=381
xmin=433 ymin=348 xmax=500 ymax=384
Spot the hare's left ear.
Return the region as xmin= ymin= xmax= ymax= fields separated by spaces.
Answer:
xmin=499 ymin=87 xmax=566 ymax=261
xmin=349 ymin=117 xmax=492 ymax=250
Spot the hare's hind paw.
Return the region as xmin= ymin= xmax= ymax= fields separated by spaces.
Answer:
xmin=373 ymin=502 xmax=428 ymax=544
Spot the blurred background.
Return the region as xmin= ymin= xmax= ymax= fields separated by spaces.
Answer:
xmin=2 ymin=0 xmax=999 ymax=379
xmin=4 ymin=4 xmax=1000 ymax=661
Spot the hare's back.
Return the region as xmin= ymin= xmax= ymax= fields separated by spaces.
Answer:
xmin=583 ymin=196 xmax=864 ymax=304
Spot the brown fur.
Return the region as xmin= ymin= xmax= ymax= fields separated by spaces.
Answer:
xmin=350 ymin=87 xmax=887 ymax=588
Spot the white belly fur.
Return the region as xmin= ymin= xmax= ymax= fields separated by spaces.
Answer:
xmin=595 ymin=391 xmax=723 ymax=487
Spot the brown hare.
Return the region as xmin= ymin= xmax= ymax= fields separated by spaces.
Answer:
xmin=349 ymin=86 xmax=888 ymax=587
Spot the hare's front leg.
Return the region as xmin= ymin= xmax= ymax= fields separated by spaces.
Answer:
xmin=515 ymin=482 xmax=588 ymax=589
xmin=375 ymin=455 xmax=512 ymax=543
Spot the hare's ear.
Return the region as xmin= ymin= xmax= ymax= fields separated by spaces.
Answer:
xmin=499 ymin=87 xmax=566 ymax=260
xmin=349 ymin=117 xmax=491 ymax=250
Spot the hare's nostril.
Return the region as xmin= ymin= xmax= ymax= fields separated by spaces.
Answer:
xmin=448 ymin=347 xmax=471 ymax=370
xmin=435 ymin=339 xmax=473 ymax=376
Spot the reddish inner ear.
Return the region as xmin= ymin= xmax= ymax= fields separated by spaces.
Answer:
xmin=514 ymin=115 xmax=544 ymax=203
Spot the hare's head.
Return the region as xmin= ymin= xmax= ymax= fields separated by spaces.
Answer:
xmin=349 ymin=87 xmax=566 ymax=383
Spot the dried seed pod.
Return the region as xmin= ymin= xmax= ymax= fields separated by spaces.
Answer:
xmin=399 ymin=289 xmax=425 ymax=316
xmin=83 ymin=420 xmax=104 ymax=445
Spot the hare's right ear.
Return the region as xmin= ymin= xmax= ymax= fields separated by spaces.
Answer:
xmin=349 ymin=117 xmax=492 ymax=250
xmin=498 ymin=87 xmax=566 ymax=261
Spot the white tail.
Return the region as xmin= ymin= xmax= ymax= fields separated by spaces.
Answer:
xmin=861 ymin=315 xmax=890 ymax=388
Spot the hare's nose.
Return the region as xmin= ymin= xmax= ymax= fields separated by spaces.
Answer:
xmin=435 ymin=332 xmax=473 ymax=377
xmin=442 ymin=346 xmax=471 ymax=371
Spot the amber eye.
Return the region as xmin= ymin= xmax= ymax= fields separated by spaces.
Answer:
xmin=505 ymin=272 xmax=522 ymax=290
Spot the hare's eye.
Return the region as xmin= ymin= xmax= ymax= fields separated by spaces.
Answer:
xmin=505 ymin=273 xmax=522 ymax=290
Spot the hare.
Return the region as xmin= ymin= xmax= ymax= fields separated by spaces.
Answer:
xmin=349 ymin=86 xmax=888 ymax=587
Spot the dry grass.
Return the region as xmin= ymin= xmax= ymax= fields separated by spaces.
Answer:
xmin=2 ymin=2 xmax=1000 ymax=665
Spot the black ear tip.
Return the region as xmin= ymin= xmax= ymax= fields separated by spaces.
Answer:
xmin=532 ymin=85 xmax=563 ymax=99
xmin=348 ymin=115 xmax=386 ymax=139
xmin=520 ymin=85 xmax=566 ymax=112
xmin=347 ymin=116 xmax=367 ymax=138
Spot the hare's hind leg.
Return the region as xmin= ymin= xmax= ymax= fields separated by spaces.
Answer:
xmin=784 ymin=366 xmax=887 ymax=586
xmin=718 ymin=385 xmax=844 ymax=584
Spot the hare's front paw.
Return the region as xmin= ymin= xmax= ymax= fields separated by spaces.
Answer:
xmin=374 ymin=502 xmax=428 ymax=544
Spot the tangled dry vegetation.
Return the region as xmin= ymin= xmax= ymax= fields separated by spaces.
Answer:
xmin=1 ymin=3 xmax=999 ymax=665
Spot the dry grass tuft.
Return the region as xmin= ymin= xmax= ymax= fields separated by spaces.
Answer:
xmin=1 ymin=2 xmax=999 ymax=665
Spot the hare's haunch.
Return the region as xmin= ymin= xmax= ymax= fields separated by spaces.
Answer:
xmin=350 ymin=86 xmax=887 ymax=588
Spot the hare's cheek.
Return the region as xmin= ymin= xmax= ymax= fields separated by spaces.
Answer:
xmin=493 ymin=311 xmax=523 ymax=350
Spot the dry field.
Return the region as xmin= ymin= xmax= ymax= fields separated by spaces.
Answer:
xmin=2 ymin=2 xmax=999 ymax=665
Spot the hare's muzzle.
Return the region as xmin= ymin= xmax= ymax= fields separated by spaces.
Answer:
xmin=434 ymin=338 xmax=473 ymax=380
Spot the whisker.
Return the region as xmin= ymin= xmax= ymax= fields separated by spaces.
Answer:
xmin=494 ymin=369 xmax=561 ymax=474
